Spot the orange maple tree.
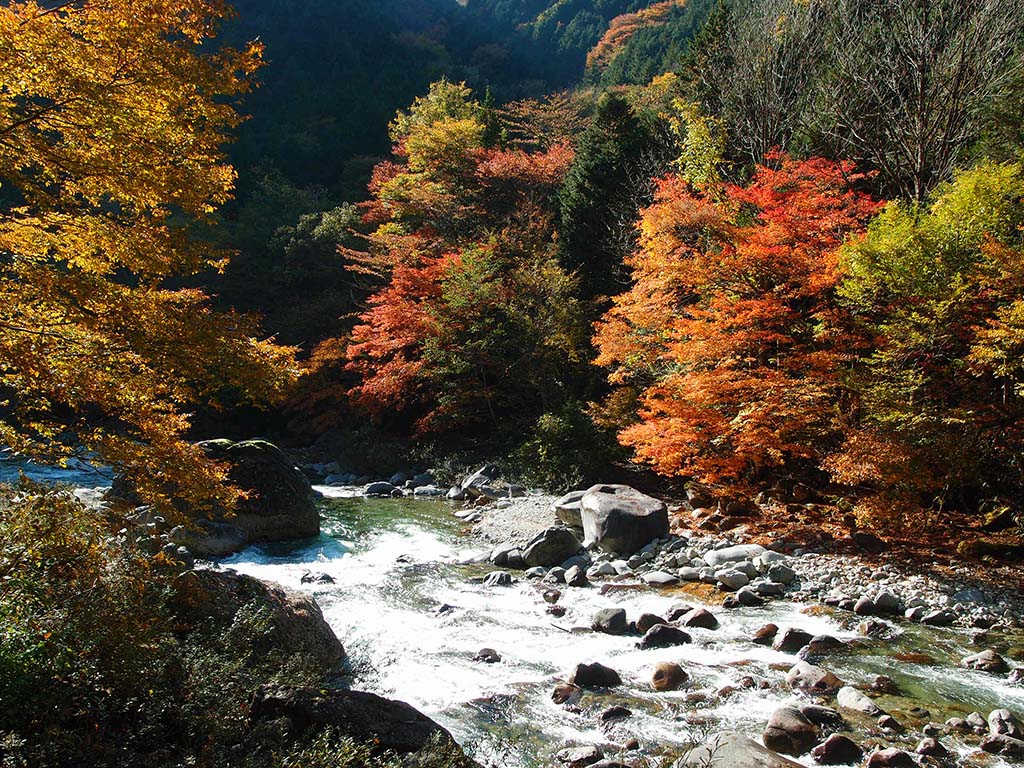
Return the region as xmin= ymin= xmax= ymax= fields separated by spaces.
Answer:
xmin=595 ymin=154 xmax=881 ymax=487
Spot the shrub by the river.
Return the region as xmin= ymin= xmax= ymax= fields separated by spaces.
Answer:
xmin=0 ymin=482 xmax=400 ymax=768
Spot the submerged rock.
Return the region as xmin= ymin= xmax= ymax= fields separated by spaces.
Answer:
xmin=599 ymin=704 xmax=632 ymax=723
xmin=837 ymin=685 xmax=883 ymax=716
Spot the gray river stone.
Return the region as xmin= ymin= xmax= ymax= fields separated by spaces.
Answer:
xmin=675 ymin=731 xmax=803 ymax=768
xmin=364 ymin=481 xmax=398 ymax=496
xmin=579 ymin=484 xmax=668 ymax=554
xmin=704 ymin=544 xmax=766 ymax=567
xmin=522 ymin=527 xmax=581 ymax=568
xmin=717 ymin=569 xmax=750 ymax=590
xmin=767 ymin=564 xmax=796 ymax=585
xmin=642 ymin=570 xmax=678 ymax=586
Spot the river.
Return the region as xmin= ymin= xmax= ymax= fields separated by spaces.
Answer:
xmin=219 ymin=487 xmax=1024 ymax=767
xmin=5 ymin=459 xmax=1022 ymax=767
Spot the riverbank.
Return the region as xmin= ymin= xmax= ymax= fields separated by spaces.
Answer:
xmin=467 ymin=489 xmax=1024 ymax=632
xmin=441 ymin=486 xmax=1024 ymax=765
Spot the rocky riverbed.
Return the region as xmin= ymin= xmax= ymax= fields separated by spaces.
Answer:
xmin=454 ymin=483 xmax=1024 ymax=766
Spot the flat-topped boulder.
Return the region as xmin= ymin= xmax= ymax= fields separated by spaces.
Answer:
xmin=579 ymin=484 xmax=668 ymax=554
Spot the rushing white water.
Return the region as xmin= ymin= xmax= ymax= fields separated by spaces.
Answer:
xmin=7 ymin=463 xmax=1022 ymax=766
xmin=218 ymin=488 xmax=1024 ymax=767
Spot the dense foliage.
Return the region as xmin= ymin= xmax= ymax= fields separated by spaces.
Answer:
xmin=594 ymin=155 xmax=881 ymax=487
xmin=0 ymin=0 xmax=296 ymax=512
xmin=336 ymin=83 xmax=594 ymax=462
xmin=831 ymin=161 xmax=1024 ymax=522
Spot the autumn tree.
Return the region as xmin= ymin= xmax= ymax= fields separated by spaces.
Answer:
xmin=829 ymin=160 xmax=1024 ymax=521
xmin=595 ymin=155 xmax=880 ymax=488
xmin=0 ymin=0 xmax=297 ymax=511
xmin=334 ymin=81 xmax=587 ymax=450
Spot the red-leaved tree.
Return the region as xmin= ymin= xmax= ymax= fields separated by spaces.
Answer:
xmin=594 ymin=154 xmax=881 ymax=487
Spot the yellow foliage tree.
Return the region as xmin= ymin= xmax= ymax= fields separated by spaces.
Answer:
xmin=0 ymin=0 xmax=298 ymax=511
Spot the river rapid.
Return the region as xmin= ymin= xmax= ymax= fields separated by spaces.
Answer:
xmin=6 ymin=457 xmax=1024 ymax=767
xmin=219 ymin=488 xmax=1024 ymax=768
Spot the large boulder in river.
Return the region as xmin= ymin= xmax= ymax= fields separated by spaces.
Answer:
xmin=201 ymin=439 xmax=318 ymax=535
xmin=522 ymin=527 xmax=581 ymax=568
xmin=675 ymin=731 xmax=803 ymax=768
xmin=165 ymin=439 xmax=318 ymax=556
xmin=168 ymin=569 xmax=344 ymax=674
xmin=579 ymin=484 xmax=668 ymax=554
xmin=249 ymin=684 xmax=463 ymax=758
